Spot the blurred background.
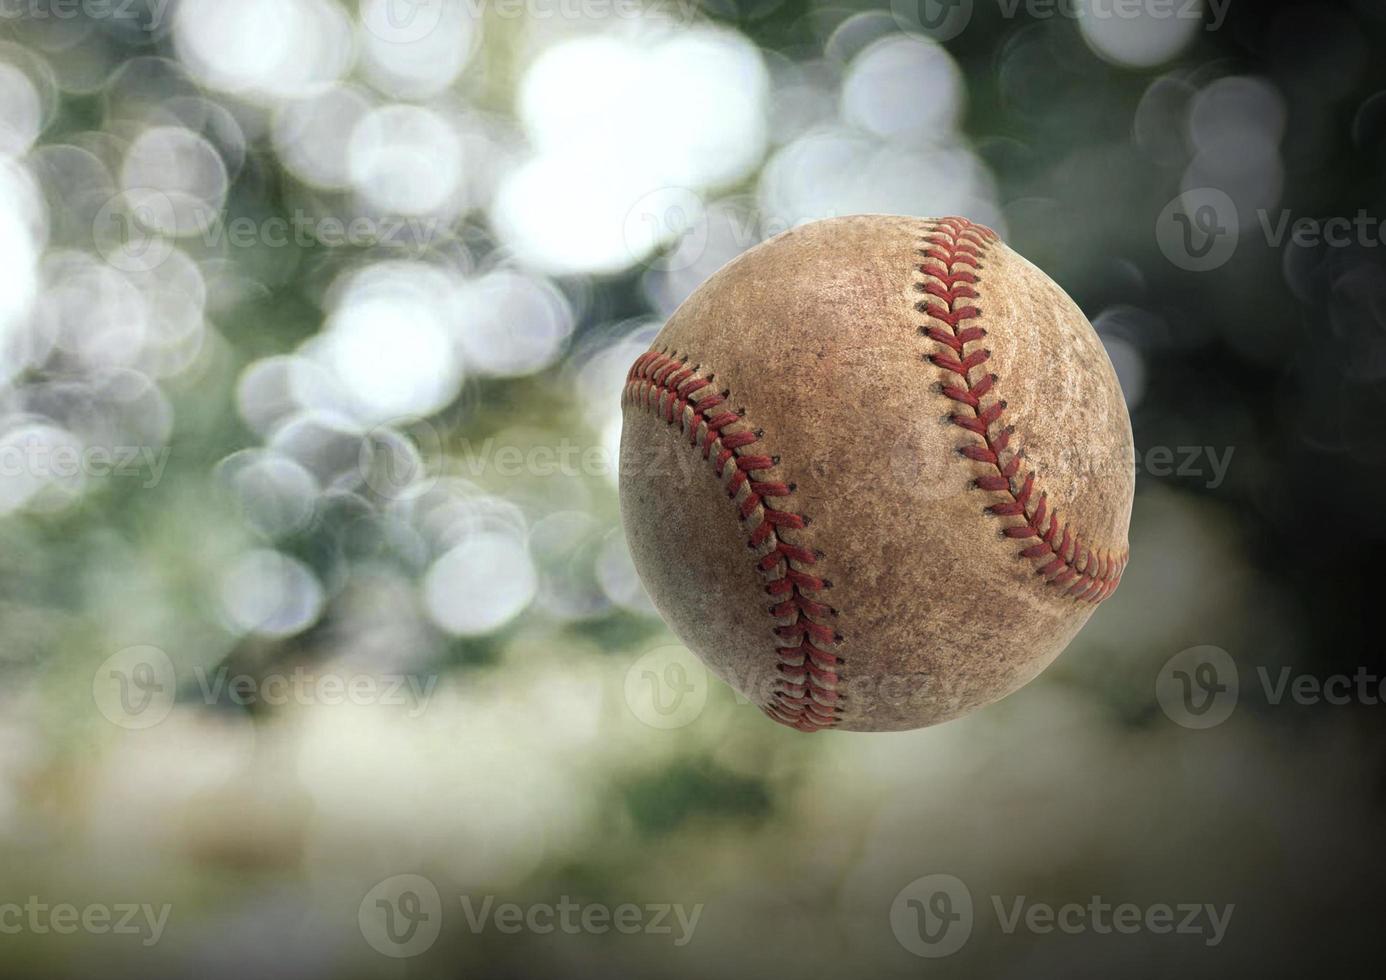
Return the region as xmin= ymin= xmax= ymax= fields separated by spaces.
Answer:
xmin=1 ymin=0 xmax=1383 ymax=976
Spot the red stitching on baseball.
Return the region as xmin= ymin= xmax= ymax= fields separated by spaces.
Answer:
xmin=623 ymin=350 xmax=844 ymax=732
xmin=917 ymin=217 xmax=1127 ymax=602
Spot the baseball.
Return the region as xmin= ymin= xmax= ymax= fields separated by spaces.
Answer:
xmin=619 ymin=215 xmax=1134 ymax=733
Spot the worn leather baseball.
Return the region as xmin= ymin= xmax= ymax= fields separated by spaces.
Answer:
xmin=619 ymin=215 xmax=1133 ymax=733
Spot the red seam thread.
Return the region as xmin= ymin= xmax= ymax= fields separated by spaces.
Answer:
xmin=918 ymin=217 xmax=1127 ymax=602
xmin=623 ymin=350 xmax=843 ymax=732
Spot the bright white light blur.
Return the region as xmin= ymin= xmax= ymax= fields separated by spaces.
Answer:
xmin=174 ymin=0 xmax=352 ymax=101
xmin=493 ymin=151 xmax=661 ymax=276
xmin=319 ymin=296 xmax=461 ymax=423
xmin=358 ymin=0 xmax=478 ymax=99
xmin=121 ymin=126 xmax=229 ymax=237
xmin=314 ymin=263 xmax=465 ymax=423
xmin=423 ymin=531 xmax=537 ymax=635
xmin=759 ymin=128 xmax=996 ymax=230
xmin=35 ymin=251 xmax=149 ymax=369
xmin=1079 ymin=0 xmax=1203 ymax=68
xmin=454 ymin=270 xmax=573 ymax=377
xmin=273 ymin=85 xmax=374 ymax=190
xmin=520 ymin=29 xmax=767 ymax=189
xmin=841 ymin=35 xmax=963 ymax=140
xmin=0 ymin=165 xmax=41 ymax=377
xmin=218 ymin=549 xmax=326 ymax=637
xmin=0 ymin=62 xmax=41 ymax=157
xmin=348 ymin=105 xmax=465 ymax=217
xmin=498 ymin=28 xmax=769 ymax=274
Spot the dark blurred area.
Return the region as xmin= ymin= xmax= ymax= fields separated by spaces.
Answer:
xmin=0 ymin=0 xmax=1383 ymax=977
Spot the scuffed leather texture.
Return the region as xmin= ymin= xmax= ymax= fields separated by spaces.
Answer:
xmin=619 ymin=214 xmax=1134 ymax=732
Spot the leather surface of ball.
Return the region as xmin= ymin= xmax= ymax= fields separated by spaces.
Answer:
xmin=618 ymin=215 xmax=1134 ymax=733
